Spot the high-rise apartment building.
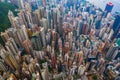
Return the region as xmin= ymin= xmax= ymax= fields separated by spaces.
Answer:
xmin=22 ymin=25 xmax=29 ymax=39
xmin=25 ymin=11 xmax=33 ymax=25
xmin=112 ymin=14 xmax=120 ymax=38
xmin=40 ymin=28 xmax=46 ymax=47
xmin=7 ymin=28 xmax=22 ymax=47
xmin=18 ymin=10 xmax=33 ymax=28
xmin=57 ymin=16 xmax=64 ymax=36
xmin=18 ymin=0 xmax=24 ymax=9
xmin=51 ymin=9 xmax=57 ymax=29
xmin=23 ymin=40 xmax=33 ymax=54
xmin=0 ymin=59 xmax=7 ymax=72
xmin=34 ymin=10 xmax=42 ymax=25
xmin=18 ymin=10 xmax=28 ymax=28
xmin=8 ymin=10 xmax=16 ymax=28
xmin=5 ymin=38 xmax=19 ymax=55
xmin=24 ymin=2 xmax=32 ymax=12
xmin=82 ymin=21 xmax=89 ymax=35
xmin=32 ymin=31 xmax=42 ymax=51
xmin=40 ymin=18 xmax=49 ymax=33
xmin=42 ymin=63 xmax=49 ymax=80
xmin=6 ymin=54 xmax=19 ymax=70
xmin=95 ymin=15 xmax=102 ymax=29
xmin=0 ymin=45 xmax=19 ymax=70
xmin=1 ymin=31 xmax=10 ymax=43
xmin=106 ymin=43 xmax=119 ymax=60
xmin=7 ymin=74 xmax=17 ymax=80
xmin=46 ymin=30 xmax=52 ymax=45
xmin=2 ymin=25 xmax=29 ymax=48
xmin=33 ymin=7 xmax=45 ymax=25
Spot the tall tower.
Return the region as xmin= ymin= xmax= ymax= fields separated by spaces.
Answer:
xmin=1 ymin=31 xmax=10 ymax=43
xmin=5 ymin=54 xmax=19 ymax=70
xmin=0 ymin=59 xmax=7 ymax=72
xmin=40 ymin=28 xmax=46 ymax=47
xmin=32 ymin=31 xmax=42 ymax=51
xmin=25 ymin=11 xmax=33 ymax=25
xmin=51 ymin=9 xmax=57 ymax=29
xmin=24 ymin=2 xmax=32 ymax=12
xmin=0 ymin=45 xmax=19 ymax=70
xmin=36 ymin=0 xmax=42 ymax=7
xmin=33 ymin=10 xmax=41 ymax=25
xmin=95 ymin=15 xmax=102 ymax=29
xmin=18 ymin=10 xmax=28 ymax=28
xmin=7 ymin=28 xmax=23 ymax=48
xmin=8 ymin=10 xmax=17 ymax=28
xmin=106 ymin=43 xmax=119 ymax=60
xmin=23 ymin=39 xmax=33 ymax=54
xmin=42 ymin=62 xmax=49 ymax=80
xmin=18 ymin=0 xmax=24 ymax=9
xmin=57 ymin=15 xmax=64 ymax=36
xmin=112 ymin=14 xmax=120 ymax=39
xmin=5 ymin=38 xmax=19 ymax=55
xmin=21 ymin=25 xmax=28 ymax=40
xmin=40 ymin=18 xmax=49 ymax=33
xmin=0 ymin=45 xmax=7 ymax=72
xmin=19 ymin=25 xmax=29 ymax=41
xmin=105 ymin=2 xmax=114 ymax=14
xmin=41 ymin=0 xmax=46 ymax=6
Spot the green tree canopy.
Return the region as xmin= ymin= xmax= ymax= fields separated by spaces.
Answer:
xmin=0 ymin=1 xmax=18 ymax=45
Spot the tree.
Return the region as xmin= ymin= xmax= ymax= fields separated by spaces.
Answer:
xmin=0 ymin=1 xmax=18 ymax=45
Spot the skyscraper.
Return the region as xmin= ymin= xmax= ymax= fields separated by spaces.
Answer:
xmin=108 ymin=29 xmax=114 ymax=40
xmin=51 ymin=9 xmax=57 ymax=29
xmin=5 ymin=38 xmax=19 ymax=55
xmin=36 ymin=0 xmax=43 ymax=7
xmin=18 ymin=10 xmax=33 ymax=28
xmin=33 ymin=7 xmax=45 ymax=25
xmin=18 ymin=10 xmax=27 ymax=27
xmin=83 ymin=21 xmax=89 ymax=35
xmin=57 ymin=16 xmax=64 ymax=36
xmin=112 ymin=14 xmax=120 ymax=39
xmin=42 ymin=0 xmax=46 ymax=6
xmin=0 ymin=59 xmax=7 ymax=72
xmin=6 ymin=54 xmax=19 ymax=70
xmin=34 ymin=10 xmax=42 ymax=25
xmin=1 ymin=31 xmax=10 ymax=43
xmin=16 ymin=25 xmax=29 ymax=42
xmin=46 ymin=30 xmax=52 ymax=45
xmin=18 ymin=0 xmax=24 ymax=9
xmin=40 ymin=18 xmax=49 ymax=33
xmin=25 ymin=11 xmax=33 ymax=25
xmin=0 ymin=45 xmax=7 ymax=60
xmin=105 ymin=2 xmax=114 ymax=13
xmin=7 ymin=28 xmax=23 ymax=47
xmin=42 ymin=63 xmax=49 ymax=80
xmin=8 ymin=10 xmax=17 ymax=28
xmin=0 ymin=45 xmax=19 ymax=70
xmin=95 ymin=15 xmax=102 ymax=29
xmin=40 ymin=28 xmax=46 ymax=47
xmin=31 ymin=31 xmax=42 ymax=51
xmin=23 ymin=40 xmax=33 ymax=54
xmin=24 ymin=2 xmax=32 ymax=12
xmin=0 ymin=45 xmax=8 ymax=72
xmin=21 ymin=25 xmax=29 ymax=40
xmin=106 ymin=43 xmax=119 ymax=60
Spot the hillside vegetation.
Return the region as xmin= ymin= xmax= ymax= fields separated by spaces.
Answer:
xmin=0 ymin=1 xmax=18 ymax=45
